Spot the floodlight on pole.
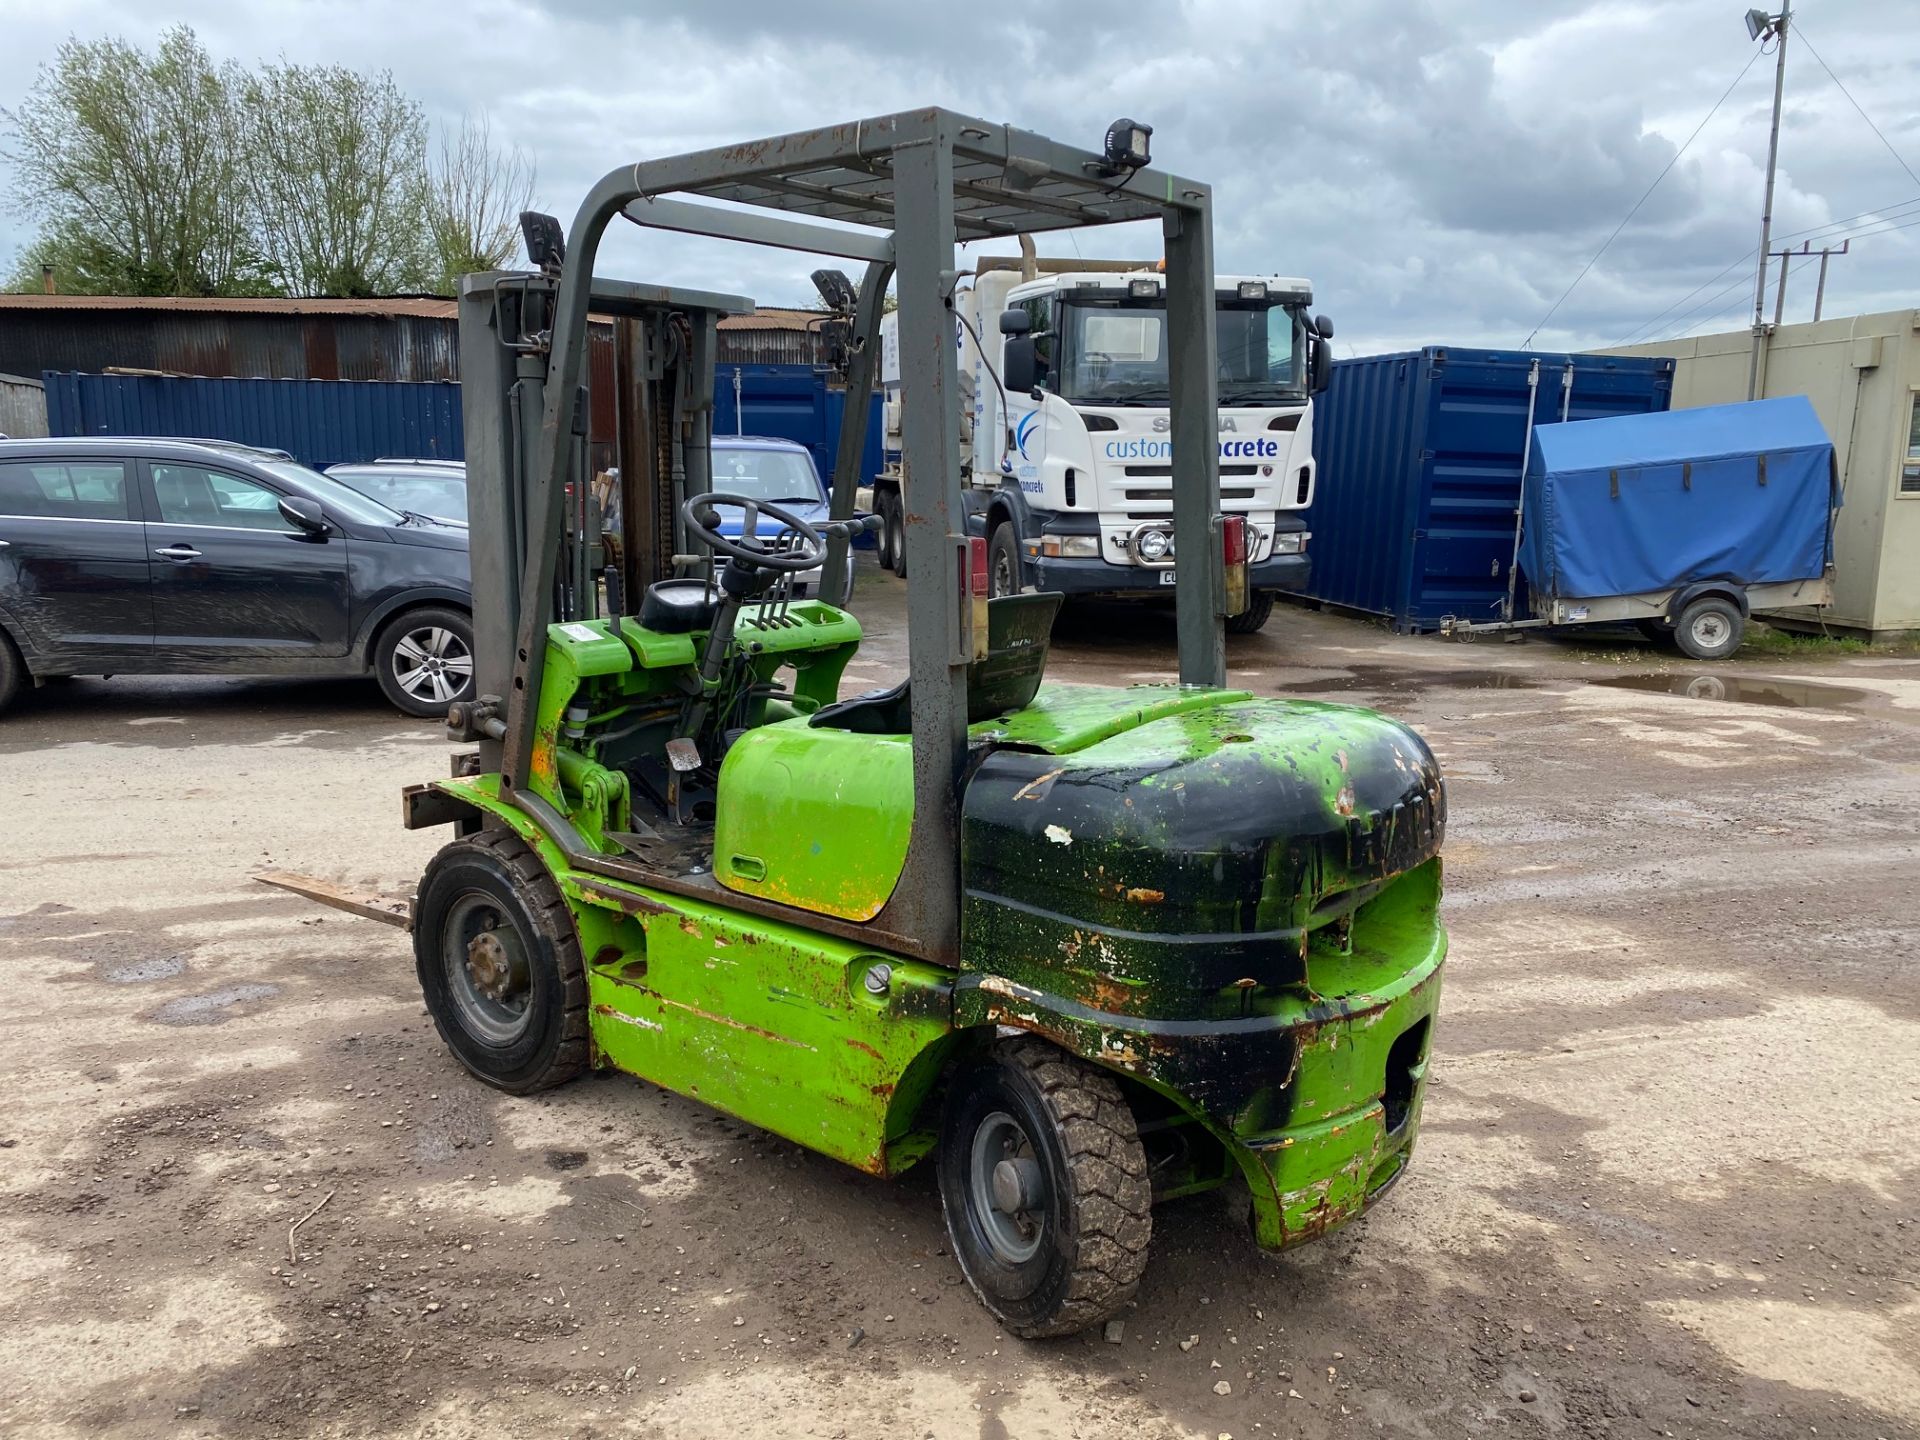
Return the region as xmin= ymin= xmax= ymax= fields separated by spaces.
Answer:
xmin=1745 ymin=0 xmax=1790 ymax=401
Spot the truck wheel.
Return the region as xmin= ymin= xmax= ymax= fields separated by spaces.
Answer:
xmin=887 ymin=494 xmax=908 ymax=578
xmin=875 ymin=492 xmax=897 ymax=571
xmin=987 ymin=522 xmax=1023 ymax=599
xmin=0 ymin=631 xmax=22 ymax=717
xmin=414 ymin=829 xmax=588 ymax=1095
xmin=938 ymin=1035 xmax=1152 ymax=1338
xmin=1674 ymin=596 xmax=1744 ymax=661
xmin=375 ymin=605 xmax=476 ymax=718
xmin=1225 ymin=590 xmax=1276 ymax=635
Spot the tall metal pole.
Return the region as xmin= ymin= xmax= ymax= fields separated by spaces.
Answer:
xmin=1746 ymin=0 xmax=1790 ymax=401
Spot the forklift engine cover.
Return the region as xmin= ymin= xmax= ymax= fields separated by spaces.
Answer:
xmin=956 ymin=683 xmax=1447 ymax=1246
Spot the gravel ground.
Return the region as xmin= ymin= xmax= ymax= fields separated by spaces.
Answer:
xmin=1 ymin=560 xmax=1915 ymax=1440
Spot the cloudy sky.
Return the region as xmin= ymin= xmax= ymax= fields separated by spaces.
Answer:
xmin=1 ymin=0 xmax=1915 ymax=353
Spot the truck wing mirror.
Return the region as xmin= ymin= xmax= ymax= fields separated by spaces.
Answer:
xmin=1002 ymin=336 xmax=1039 ymax=395
xmin=1312 ymin=339 xmax=1333 ymax=395
xmin=1314 ymin=313 xmax=1334 ymax=339
xmin=998 ymin=308 xmax=1031 ymax=336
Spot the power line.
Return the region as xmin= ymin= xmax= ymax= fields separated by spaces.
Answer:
xmin=1519 ymin=47 xmax=1762 ymax=349
xmin=1614 ymin=194 xmax=1920 ymax=344
xmin=1792 ymin=22 xmax=1920 ymax=191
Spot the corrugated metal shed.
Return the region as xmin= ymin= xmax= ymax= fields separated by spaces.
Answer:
xmin=1304 ymin=347 xmax=1675 ymax=631
xmin=43 ymin=373 xmax=462 ymax=470
xmin=0 ymin=294 xmax=840 ymax=380
xmin=0 ymin=295 xmax=460 ymax=382
xmin=0 ymin=372 xmax=48 ymax=438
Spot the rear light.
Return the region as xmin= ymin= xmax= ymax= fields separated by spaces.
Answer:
xmin=1221 ymin=514 xmax=1247 ymax=566
xmin=967 ymin=533 xmax=989 ymax=659
xmin=1220 ymin=513 xmax=1249 ymax=619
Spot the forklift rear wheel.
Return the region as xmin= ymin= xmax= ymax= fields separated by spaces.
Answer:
xmin=938 ymin=1036 xmax=1151 ymax=1338
xmin=1673 ymin=596 xmax=1744 ymax=662
xmin=414 ymin=829 xmax=588 ymax=1095
xmin=375 ymin=606 xmax=477 ymax=718
xmin=887 ymin=494 xmax=908 ymax=578
xmin=0 ymin=630 xmax=22 ymax=716
xmin=1225 ymin=589 xmax=1275 ymax=635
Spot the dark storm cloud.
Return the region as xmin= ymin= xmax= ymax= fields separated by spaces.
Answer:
xmin=1 ymin=0 xmax=1913 ymax=351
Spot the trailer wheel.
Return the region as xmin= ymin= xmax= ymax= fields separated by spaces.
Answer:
xmin=414 ymin=829 xmax=588 ymax=1095
xmin=886 ymin=493 xmax=908 ymax=578
xmin=1673 ymin=596 xmax=1744 ymax=661
xmin=1225 ymin=590 xmax=1276 ymax=635
xmin=938 ymin=1035 xmax=1152 ymax=1338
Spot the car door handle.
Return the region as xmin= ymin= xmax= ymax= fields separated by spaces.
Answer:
xmin=154 ymin=544 xmax=203 ymax=560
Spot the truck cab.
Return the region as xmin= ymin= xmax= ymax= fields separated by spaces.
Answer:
xmin=873 ymin=261 xmax=1333 ymax=632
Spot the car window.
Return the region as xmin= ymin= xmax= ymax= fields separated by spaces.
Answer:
xmin=0 ymin=460 xmax=130 ymax=520
xmin=256 ymin=461 xmax=405 ymax=527
xmin=152 ymin=464 xmax=288 ymax=531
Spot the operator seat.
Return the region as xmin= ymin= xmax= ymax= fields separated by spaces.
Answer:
xmin=638 ymin=579 xmax=721 ymax=634
xmin=809 ymin=592 xmax=1063 ymax=734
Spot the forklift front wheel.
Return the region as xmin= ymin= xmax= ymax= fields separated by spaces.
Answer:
xmin=414 ymin=830 xmax=588 ymax=1095
xmin=938 ymin=1036 xmax=1152 ymax=1339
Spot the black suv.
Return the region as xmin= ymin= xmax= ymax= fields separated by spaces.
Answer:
xmin=0 ymin=437 xmax=473 ymax=718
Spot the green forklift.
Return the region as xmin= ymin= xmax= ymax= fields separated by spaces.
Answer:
xmin=272 ymin=111 xmax=1447 ymax=1337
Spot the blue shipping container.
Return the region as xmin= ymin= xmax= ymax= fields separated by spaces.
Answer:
xmin=43 ymin=372 xmax=463 ymax=471
xmin=711 ymin=363 xmax=885 ymax=495
xmin=1304 ymin=347 xmax=1675 ymax=631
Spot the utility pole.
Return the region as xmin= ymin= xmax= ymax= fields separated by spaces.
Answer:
xmin=1747 ymin=0 xmax=1791 ymax=401
xmin=1769 ymin=238 xmax=1848 ymax=326
xmin=1812 ymin=237 xmax=1847 ymax=322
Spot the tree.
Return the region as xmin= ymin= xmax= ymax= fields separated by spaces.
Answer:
xmin=424 ymin=114 xmax=535 ymax=294
xmin=240 ymin=62 xmax=429 ymax=296
xmin=0 ymin=27 xmax=262 ymax=296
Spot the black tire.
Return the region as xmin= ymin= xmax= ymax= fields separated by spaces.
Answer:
xmin=0 ymin=630 xmax=22 ymax=716
xmin=1673 ymin=596 xmax=1744 ymax=661
xmin=987 ymin=521 xmax=1023 ymax=599
xmin=887 ymin=492 xmax=908 ymax=578
xmin=938 ymin=1036 xmax=1152 ymax=1338
xmin=875 ymin=491 xmax=898 ymax=571
xmin=414 ymin=829 xmax=588 ymax=1095
xmin=1225 ymin=589 xmax=1276 ymax=635
xmin=373 ymin=605 xmax=476 ymax=718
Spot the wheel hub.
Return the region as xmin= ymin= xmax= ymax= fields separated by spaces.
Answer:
xmin=970 ymin=1111 xmax=1047 ymax=1265
xmin=990 ymin=1157 xmax=1044 ymax=1214
xmin=465 ymin=927 xmax=527 ymax=1002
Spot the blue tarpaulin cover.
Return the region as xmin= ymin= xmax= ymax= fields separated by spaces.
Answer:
xmin=1518 ymin=395 xmax=1835 ymax=601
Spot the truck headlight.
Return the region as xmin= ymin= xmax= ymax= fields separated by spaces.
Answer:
xmin=1271 ymin=531 xmax=1308 ymax=555
xmin=1037 ymin=535 xmax=1101 ymax=558
xmin=1137 ymin=528 xmax=1172 ymax=561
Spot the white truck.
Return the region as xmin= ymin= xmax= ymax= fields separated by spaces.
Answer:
xmin=866 ymin=256 xmax=1333 ymax=631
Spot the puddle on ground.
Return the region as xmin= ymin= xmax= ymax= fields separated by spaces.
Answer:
xmin=1284 ymin=665 xmax=1542 ymax=696
xmin=94 ymin=953 xmax=188 ymax=984
xmin=1590 ymin=673 xmax=1871 ymax=710
xmin=145 ymin=983 xmax=279 ymax=1026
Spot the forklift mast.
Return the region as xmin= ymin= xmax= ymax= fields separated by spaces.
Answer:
xmin=455 ymin=273 xmax=753 ymax=777
xmin=464 ymin=109 xmax=1226 ymax=967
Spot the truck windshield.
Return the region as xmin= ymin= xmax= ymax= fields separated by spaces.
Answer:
xmin=1053 ymin=295 xmax=1306 ymax=405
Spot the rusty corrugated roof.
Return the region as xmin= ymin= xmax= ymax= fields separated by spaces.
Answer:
xmin=0 ymin=294 xmax=461 ymax=317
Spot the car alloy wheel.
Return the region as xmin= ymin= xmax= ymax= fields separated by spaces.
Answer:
xmin=391 ymin=625 xmax=473 ymax=706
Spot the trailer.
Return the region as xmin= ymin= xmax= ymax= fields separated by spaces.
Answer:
xmin=1444 ymin=395 xmax=1838 ymax=659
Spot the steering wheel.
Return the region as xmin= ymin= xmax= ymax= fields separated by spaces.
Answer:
xmin=681 ymin=492 xmax=828 ymax=573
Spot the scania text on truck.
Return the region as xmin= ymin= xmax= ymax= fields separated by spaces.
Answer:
xmin=867 ymin=257 xmax=1334 ymax=633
